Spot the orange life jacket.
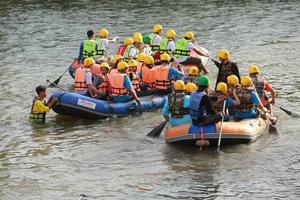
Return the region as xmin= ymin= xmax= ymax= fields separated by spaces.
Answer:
xmin=97 ymin=74 xmax=109 ymax=94
xmin=74 ymin=67 xmax=90 ymax=91
xmin=90 ymin=64 xmax=101 ymax=77
xmin=109 ymin=68 xmax=118 ymax=75
xmin=129 ymin=71 xmax=140 ymax=91
xmin=155 ymin=65 xmax=172 ymax=90
xmin=141 ymin=66 xmax=156 ymax=90
xmin=108 ymin=73 xmax=128 ymax=96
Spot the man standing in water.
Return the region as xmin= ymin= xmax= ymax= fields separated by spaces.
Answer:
xmin=29 ymin=85 xmax=58 ymax=122
xmin=211 ymin=49 xmax=240 ymax=89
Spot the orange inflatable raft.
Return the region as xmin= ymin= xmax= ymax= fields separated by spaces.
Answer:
xmin=165 ymin=118 xmax=267 ymax=146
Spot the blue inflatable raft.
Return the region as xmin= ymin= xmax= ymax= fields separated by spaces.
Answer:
xmin=51 ymin=91 xmax=167 ymax=119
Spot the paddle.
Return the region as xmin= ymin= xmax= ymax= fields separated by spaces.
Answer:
xmin=167 ymin=50 xmax=188 ymax=75
xmin=46 ymin=79 xmax=67 ymax=92
xmin=217 ymin=100 xmax=227 ymax=152
xmin=147 ymin=121 xmax=168 ymax=138
xmin=48 ymin=59 xmax=78 ymax=87
xmin=78 ymin=194 xmax=87 ymax=200
xmin=273 ymin=105 xmax=300 ymax=118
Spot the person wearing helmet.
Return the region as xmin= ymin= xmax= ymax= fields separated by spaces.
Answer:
xmin=116 ymin=37 xmax=133 ymax=56
xmin=108 ymin=61 xmax=140 ymax=103
xmin=209 ymin=82 xmax=240 ymax=121
xmin=249 ymin=65 xmax=276 ymax=115
xmin=174 ymin=31 xmax=209 ymax=74
xmin=147 ymin=24 xmax=163 ymax=51
xmin=189 ymin=75 xmax=223 ymax=125
xmin=155 ymin=53 xmax=184 ymax=93
xmin=110 ymin=54 xmax=124 ymax=75
xmin=137 ymin=53 xmax=145 ymax=73
xmin=29 ymin=85 xmax=59 ymax=122
xmin=234 ymin=76 xmax=277 ymax=125
xmin=128 ymin=60 xmax=141 ymax=93
xmin=140 ymin=55 xmax=157 ymax=93
xmin=92 ymin=62 xmax=111 ymax=99
xmin=95 ymin=28 xmax=119 ymax=58
xmin=123 ymin=35 xmax=143 ymax=62
xmin=142 ymin=35 xmax=153 ymax=56
xmin=185 ymin=83 xmax=198 ymax=95
xmin=211 ymin=49 xmax=240 ymax=88
xmin=162 ymin=80 xmax=192 ymax=126
xmin=184 ymin=66 xmax=199 ymax=84
xmin=159 ymin=29 xmax=176 ymax=54
xmin=78 ymin=30 xmax=98 ymax=63
xmin=226 ymin=75 xmax=241 ymax=116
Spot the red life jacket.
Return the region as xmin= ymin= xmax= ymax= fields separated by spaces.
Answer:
xmin=117 ymin=44 xmax=126 ymax=56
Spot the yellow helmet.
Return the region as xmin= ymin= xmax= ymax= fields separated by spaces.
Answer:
xmin=153 ymin=24 xmax=163 ymax=33
xmin=184 ymin=31 xmax=194 ymax=40
xmin=216 ymin=82 xmax=228 ymax=93
xmin=217 ymin=49 xmax=230 ymax=60
xmin=185 ymin=83 xmax=197 ymax=93
xmin=123 ymin=37 xmax=133 ymax=46
xmin=84 ymin=57 xmax=95 ymax=67
xmin=100 ymin=62 xmax=110 ymax=69
xmin=137 ymin=53 xmax=145 ymax=62
xmin=133 ymin=35 xmax=143 ymax=43
xmin=227 ymin=75 xmax=239 ymax=85
xmin=117 ymin=61 xmax=129 ymax=71
xmin=249 ymin=64 xmax=260 ymax=74
xmin=241 ymin=76 xmax=252 ymax=87
xmin=113 ymin=55 xmax=123 ymax=64
xmin=188 ymin=67 xmax=199 ymax=76
xmin=133 ymin=32 xmax=142 ymax=39
xmin=160 ymin=53 xmax=170 ymax=62
xmin=174 ymin=80 xmax=186 ymax=91
xmin=144 ymin=55 xmax=154 ymax=65
xmin=166 ymin=29 xmax=176 ymax=38
xmin=128 ymin=60 xmax=137 ymax=67
xmin=99 ymin=28 xmax=109 ymax=37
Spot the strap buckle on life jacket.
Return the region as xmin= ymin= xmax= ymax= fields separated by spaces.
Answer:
xmin=95 ymin=49 xmax=106 ymax=56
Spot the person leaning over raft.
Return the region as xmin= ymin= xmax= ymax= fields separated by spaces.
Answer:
xmin=211 ymin=49 xmax=241 ymax=89
xmin=189 ymin=76 xmax=223 ymax=126
xmin=108 ymin=61 xmax=140 ymax=103
xmin=78 ymin=30 xmax=98 ymax=63
xmin=162 ymin=80 xmax=192 ymax=126
xmin=29 ymin=85 xmax=58 ymax=122
xmin=95 ymin=28 xmax=119 ymax=58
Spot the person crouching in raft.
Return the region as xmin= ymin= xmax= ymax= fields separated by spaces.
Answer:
xmin=189 ymin=76 xmax=223 ymax=126
xmin=29 ymin=85 xmax=58 ymax=122
xmin=162 ymin=80 xmax=192 ymax=126
xmin=108 ymin=61 xmax=140 ymax=104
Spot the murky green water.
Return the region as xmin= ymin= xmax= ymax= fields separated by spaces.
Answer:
xmin=0 ymin=0 xmax=299 ymax=199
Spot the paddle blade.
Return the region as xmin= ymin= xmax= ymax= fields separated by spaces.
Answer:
xmin=279 ymin=107 xmax=300 ymax=118
xmin=48 ymin=76 xmax=62 ymax=87
xmin=147 ymin=121 xmax=167 ymax=138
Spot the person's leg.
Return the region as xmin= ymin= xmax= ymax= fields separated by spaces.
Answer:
xmin=180 ymin=57 xmax=206 ymax=73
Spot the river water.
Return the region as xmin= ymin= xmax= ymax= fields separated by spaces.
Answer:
xmin=0 ymin=0 xmax=299 ymax=199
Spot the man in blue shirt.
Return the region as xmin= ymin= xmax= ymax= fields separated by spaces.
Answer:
xmin=78 ymin=30 xmax=98 ymax=63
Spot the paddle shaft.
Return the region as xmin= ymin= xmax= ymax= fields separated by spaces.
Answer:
xmin=46 ymin=80 xmax=67 ymax=92
xmin=52 ymin=58 xmax=77 ymax=85
xmin=217 ymin=100 xmax=227 ymax=152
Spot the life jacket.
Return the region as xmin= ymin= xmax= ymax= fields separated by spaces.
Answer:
xmin=155 ymin=65 xmax=172 ymax=90
xmin=219 ymin=61 xmax=236 ymax=83
xmin=210 ymin=91 xmax=227 ymax=112
xmin=97 ymin=74 xmax=109 ymax=94
xmin=117 ymin=44 xmax=126 ymax=56
xmin=129 ymin=71 xmax=140 ymax=91
xmin=90 ymin=64 xmax=101 ymax=76
xmin=29 ymin=97 xmax=46 ymax=122
xmin=149 ymin=33 xmax=160 ymax=51
xmin=137 ymin=62 xmax=143 ymax=73
xmin=159 ymin=37 xmax=171 ymax=54
xmin=141 ymin=66 xmax=157 ymax=90
xmin=189 ymin=91 xmax=206 ymax=120
xmin=82 ymin=39 xmax=97 ymax=58
xmin=174 ymin=38 xmax=190 ymax=58
xmin=124 ymin=44 xmax=137 ymax=62
xmin=108 ymin=73 xmax=129 ymax=96
xmin=109 ymin=68 xmax=118 ymax=75
xmin=250 ymin=74 xmax=265 ymax=97
xmin=95 ymin=38 xmax=107 ymax=56
xmin=168 ymin=92 xmax=190 ymax=118
xmin=74 ymin=67 xmax=90 ymax=91
xmin=143 ymin=44 xmax=153 ymax=55
xmin=236 ymin=87 xmax=255 ymax=112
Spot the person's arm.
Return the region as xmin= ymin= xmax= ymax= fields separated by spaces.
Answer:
xmin=124 ymin=76 xmax=140 ymax=102
xmin=128 ymin=72 xmax=134 ymax=81
xmin=192 ymin=47 xmax=209 ymax=57
xmin=161 ymin=100 xmax=170 ymax=122
xmin=232 ymin=89 xmax=240 ymax=105
xmin=201 ymin=95 xmax=217 ymax=115
xmin=211 ymin=59 xmax=221 ymax=69
xmin=78 ymin=41 xmax=83 ymax=62
xmin=265 ymin=82 xmax=276 ymax=105
xmin=108 ymin=37 xmax=119 ymax=43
